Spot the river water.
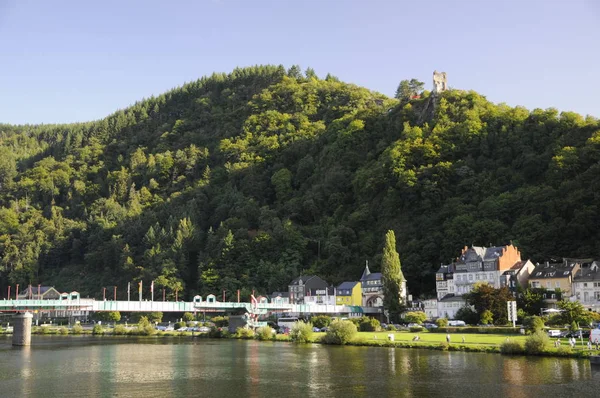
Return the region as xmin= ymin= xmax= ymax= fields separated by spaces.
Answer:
xmin=1 ymin=335 xmax=599 ymax=397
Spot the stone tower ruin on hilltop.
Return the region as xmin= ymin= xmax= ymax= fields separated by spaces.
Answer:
xmin=432 ymin=70 xmax=448 ymax=93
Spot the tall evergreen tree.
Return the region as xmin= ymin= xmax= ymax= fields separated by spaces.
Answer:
xmin=381 ymin=230 xmax=405 ymax=315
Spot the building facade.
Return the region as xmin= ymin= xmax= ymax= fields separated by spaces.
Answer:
xmin=572 ymin=261 xmax=600 ymax=311
xmin=436 ymin=244 xmax=526 ymax=299
xmin=360 ymin=264 xmax=384 ymax=307
xmin=528 ymin=259 xmax=582 ymax=297
xmin=437 ymin=295 xmax=467 ymax=320
xmin=423 ymin=298 xmax=438 ymax=319
xmin=303 ymin=287 xmax=336 ymax=306
xmin=336 ymin=282 xmax=362 ymax=306
xmin=288 ymin=275 xmax=329 ymax=304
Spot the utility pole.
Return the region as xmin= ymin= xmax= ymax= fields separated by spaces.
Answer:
xmin=114 ymin=286 xmax=117 ymax=301
xmin=16 ymin=284 xmax=19 ymax=299
xmin=103 ymin=287 xmax=106 ymax=301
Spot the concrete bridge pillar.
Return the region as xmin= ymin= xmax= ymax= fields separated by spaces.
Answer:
xmin=12 ymin=312 xmax=33 ymax=346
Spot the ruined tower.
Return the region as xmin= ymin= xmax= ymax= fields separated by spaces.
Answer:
xmin=432 ymin=70 xmax=448 ymax=93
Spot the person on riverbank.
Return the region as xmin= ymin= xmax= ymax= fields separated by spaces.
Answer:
xmin=446 ymin=334 xmax=450 ymax=343
xmin=587 ymin=340 xmax=592 ymax=350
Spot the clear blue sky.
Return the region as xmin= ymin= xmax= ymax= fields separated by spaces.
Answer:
xmin=1 ymin=0 xmax=599 ymax=125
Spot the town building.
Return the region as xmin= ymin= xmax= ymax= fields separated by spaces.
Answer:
xmin=17 ymin=286 xmax=61 ymax=300
xmin=572 ymin=261 xmax=600 ymax=311
xmin=360 ymin=263 xmax=384 ymax=307
xmin=288 ymin=275 xmax=328 ymax=304
xmin=500 ymin=260 xmax=535 ymax=293
xmin=422 ymin=298 xmax=438 ymax=319
xmin=437 ymin=295 xmax=467 ymax=320
xmin=435 ymin=264 xmax=455 ymax=300
xmin=436 ymin=244 xmax=526 ymax=299
xmin=303 ymin=287 xmax=336 ymax=306
xmin=528 ymin=259 xmax=583 ymax=298
xmin=335 ymin=281 xmax=362 ymax=306
xmin=268 ymin=292 xmax=289 ymax=304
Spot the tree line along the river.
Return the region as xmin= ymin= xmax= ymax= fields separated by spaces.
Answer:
xmin=0 ymin=65 xmax=599 ymax=300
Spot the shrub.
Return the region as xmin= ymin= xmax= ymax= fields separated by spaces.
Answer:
xmin=235 ymin=327 xmax=255 ymax=339
xmin=359 ymin=317 xmax=381 ymax=332
xmin=255 ymin=326 xmax=274 ymax=341
xmin=409 ymin=326 xmax=424 ymax=332
xmin=92 ymin=325 xmax=104 ymax=335
xmin=290 ymin=321 xmax=313 ymax=343
xmin=40 ymin=326 xmax=51 ymax=334
xmin=212 ymin=316 xmax=229 ymax=327
xmin=524 ymin=316 xmax=545 ymax=333
xmin=182 ymin=312 xmax=195 ymax=322
xmin=500 ymin=339 xmax=525 ymax=355
xmin=138 ymin=316 xmax=150 ymax=328
xmin=525 ymin=331 xmax=550 ymax=354
xmin=310 ymin=315 xmax=332 ymax=329
xmin=175 ymin=321 xmax=186 ymax=330
xmin=386 ymin=324 xmax=397 ymax=331
xmin=436 ymin=318 xmax=448 ymax=327
xmin=139 ymin=325 xmax=156 ymax=336
xmin=59 ymin=327 xmax=69 ymax=335
xmin=113 ymin=325 xmax=127 ymax=335
xmin=72 ymin=324 xmax=83 ymax=334
xmin=480 ymin=310 xmax=493 ymax=325
xmin=323 ymin=320 xmax=357 ymax=345
xmin=208 ymin=327 xmax=229 ymax=338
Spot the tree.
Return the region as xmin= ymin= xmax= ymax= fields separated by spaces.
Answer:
xmin=404 ymin=311 xmax=427 ymax=324
xmin=455 ymin=306 xmax=478 ymax=324
xmin=556 ymin=300 xmax=591 ymax=326
xmin=382 ymin=230 xmax=405 ymax=315
xmin=310 ymin=315 xmax=332 ymax=329
xmin=394 ymin=79 xmax=425 ymax=100
xmin=467 ymin=283 xmax=513 ymax=325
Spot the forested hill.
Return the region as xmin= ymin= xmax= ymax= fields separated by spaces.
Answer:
xmin=1 ymin=65 xmax=599 ymax=299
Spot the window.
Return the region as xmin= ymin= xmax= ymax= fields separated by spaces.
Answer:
xmin=546 ymin=281 xmax=551 ymax=288
xmin=595 ymin=292 xmax=600 ymax=300
xmin=555 ymin=281 xmax=560 ymax=288
xmin=469 ymin=274 xmax=473 ymax=281
xmin=584 ymin=283 xmax=588 ymax=287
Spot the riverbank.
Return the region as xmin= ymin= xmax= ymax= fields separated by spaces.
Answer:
xmin=2 ymin=327 xmax=596 ymax=359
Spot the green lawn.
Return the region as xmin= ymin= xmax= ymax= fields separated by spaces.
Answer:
xmin=298 ymin=330 xmax=594 ymax=352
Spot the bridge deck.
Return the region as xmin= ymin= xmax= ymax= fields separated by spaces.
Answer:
xmin=0 ymin=299 xmax=382 ymax=315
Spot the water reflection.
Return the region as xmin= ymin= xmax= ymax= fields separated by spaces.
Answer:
xmin=1 ymin=336 xmax=600 ymax=397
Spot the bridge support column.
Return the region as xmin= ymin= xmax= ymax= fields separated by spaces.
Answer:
xmin=12 ymin=312 xmax=33 ymax=346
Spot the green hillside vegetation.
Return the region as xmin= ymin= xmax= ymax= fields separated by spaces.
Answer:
xmin=1 ymin=65 xmax=599 ymax=299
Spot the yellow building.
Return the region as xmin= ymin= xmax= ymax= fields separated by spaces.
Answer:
xmin=528 ymin=260 xmax=582 ymax=298
xmin=336 ymin=281 xmax=362 ymax=306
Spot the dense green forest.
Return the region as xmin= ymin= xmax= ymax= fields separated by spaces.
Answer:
xmin=1 ymin=65 xmax=599 ymax=299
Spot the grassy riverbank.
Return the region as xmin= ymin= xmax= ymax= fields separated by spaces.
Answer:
xmin=3 ymin=326 xmax=597 ymax=359
xmin=270 ymin=330 xmax=596 ymax=359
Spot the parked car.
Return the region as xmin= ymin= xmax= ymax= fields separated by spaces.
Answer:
xmin=567 ymin=330 xmax=590 ymax=339
xmin=198 ymin=326 xmax=211 ymax=333
xmin=312 ymin=327 xmax=321 ymax=332
xmin=176 ymin=326 xmax=188 ymax=332
xmin=423 ymin=323 xmax=438 ymax=329
xmin=547 ymin=329 xmax=562 ymax=337
xmin=319 ymin=327 xmax=328 ymax=332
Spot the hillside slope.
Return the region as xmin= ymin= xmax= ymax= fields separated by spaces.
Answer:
xmin=1 ymin=65 xmax=599 ymax=298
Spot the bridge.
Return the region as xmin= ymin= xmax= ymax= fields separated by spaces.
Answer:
xmin=0 ymin=298 xmax=380 ymax=315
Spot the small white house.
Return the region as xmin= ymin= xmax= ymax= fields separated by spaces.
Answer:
xmin=423 ymin=298 xmax=438 ymax=319
xmin=437 ymin=295 xmax=467 ymax=320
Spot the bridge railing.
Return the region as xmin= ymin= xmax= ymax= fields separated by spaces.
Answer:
xmin=0 ymin=299 xmax=95 ymax=309
xmin=92 ymin=301 xmax=195 ymax=312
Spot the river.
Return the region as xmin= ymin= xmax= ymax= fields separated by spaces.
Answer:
xmin=1 ymin=335 xmax=599 ymax=397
